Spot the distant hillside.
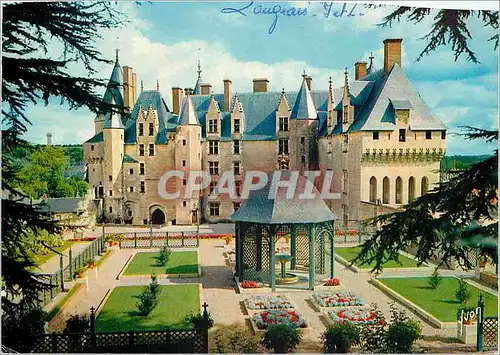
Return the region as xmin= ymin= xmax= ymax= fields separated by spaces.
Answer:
xmin=441 ymin=155 xmax=492 ymax=171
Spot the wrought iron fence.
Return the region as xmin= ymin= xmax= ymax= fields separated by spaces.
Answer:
xmin=63 ymin=235 xmax=106 ymax=281
xmin=25 ymin=303 xmax=210 ymax=353
xmin=30 ymin=329 xmax=206 ymax=353
xmin=113 ymin=232 xmax=199 ymax=249
xmin=36 ymin=271 xmax=63 ymax=307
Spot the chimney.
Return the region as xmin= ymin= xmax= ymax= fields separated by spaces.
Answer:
xmin=223 ymin=79 xmax=232 ymax=112
xmin=355 ymin=62 xmax=367 ymax=80
xmin=383 ymin=38 xmax=403 ymax=75
xmin=123 ymin=66 xmax=136 ymax=112
xmin=253 ymin=78 xmax=269 ymax=93
xmin=172 ymin=87 xmax=183 ymax=115
xmin=200 ymin=83 xmax=212 ymax=95
xmin=305 ymin=75 xmax=312 ymax=91
xmin=46 ymin=133 xmax=52 ymax=146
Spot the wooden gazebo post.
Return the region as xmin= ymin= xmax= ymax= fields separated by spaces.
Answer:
xmin=308 ymin=224 xmax=316 ymax=290
xmin=269 ymin=226 xmax=276 ymax=291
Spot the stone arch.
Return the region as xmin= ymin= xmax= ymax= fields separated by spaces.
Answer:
xmin=369 ymin=177 xmax=377 ymax=203
xmin=408 ymin=176 xmax=415 ymax=202
xmin=421 ymin=176 xmax=429 ymax=195
xmin=395 ymin=176 xmax=403 ymax=204
xmin=382 ymin=177 xmax=390 ymax=204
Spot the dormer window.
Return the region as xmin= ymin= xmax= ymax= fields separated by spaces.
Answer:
xmin=139 ymin=123 xmax=144 ymax=136
xmin=149 ymin=123 xmax=154 ymax=136
xmin=208 ymin=119 xmax=218 ymax=133
xmin=279 ymin=117 xmax=289 ymax=132
xmin=234 ymin=119 xmax=240 ymax=133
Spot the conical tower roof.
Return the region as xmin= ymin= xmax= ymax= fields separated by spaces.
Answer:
xmin=290 ymin=73 xmax=317 ymax=120
xmin=104 ymin=97 xmax=124 ymax=129
xmin=178 ymin=96 xmax=199 ymax=125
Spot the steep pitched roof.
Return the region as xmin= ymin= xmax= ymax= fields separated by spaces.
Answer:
xmin=178 ymin=95 xmax=200 ymax=125
xmin=85 ymin=131 xmax=103 ymax=143
xmin=230 ymin=172 xmax=338 ymax=224
xmin=348 ymin=64 xmax=446 ymax=132
xmin=124 ymin=90 xmax=173 ymax=144
xmin=290 ymin=78 xmax=318 ymax=120
xmin=103 ymin=97 xmax=124 ymax=129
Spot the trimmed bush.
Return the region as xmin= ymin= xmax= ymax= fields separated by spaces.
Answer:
xmin=136 ymin=274 xmax=161 ymax=316
xmin=185 ymin=312 xmax=214 ymax=329
xmin=322 ymin=322 xmax=361 ymax=353
xmin=262 ymin=323 xmax=302 ymax=353
xmin=212 ymin=325 xmax=262 ymax=353
xmin=427 ymin=268 xmax=442 ymax=289
xmin=64 ymin=314 xmax=90 ymax=333
xmin=455 ymin=277 xmax=471 ymax=304
xmin=157 ymin=244 xmax=172 ymax=266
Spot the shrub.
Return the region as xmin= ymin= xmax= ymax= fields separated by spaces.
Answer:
xmin=212 ymin=325 xmax=262 ymax=353
xmin=240 ymin=280 xmax=259 ymax=288
xmin=185 ymin=312 xmax=214 ymax=329
xmin=455 ymin=277 xmax=471 ymax=304
xmin=322 ymin=322 xmax=361 ymax=353
xmin=85 ymin=258 xmax=96 ymax=268
xmin=427 ymin=268 xmax=442 ymax=289
xmin=1 ymin=303 xmax=47 ymax=353
xmin=262 ymin=323 xmax=302 ymax=353
xmin=325 ymin=277 xmax=341 ymax=286
xmin=386 ymin=319 xmax=422 ymax=353
xmin=136 ymin=274 xmax=161 ymax=316
xmin=64 ymin=314 xmax=90 ymax=333
xmin=359 ymin=304 xmax=387 ymax=353
xmin=157 ymin=244 xmax=172 ymax=266
xmin=73 ymin=266 xmax=87 ymax=278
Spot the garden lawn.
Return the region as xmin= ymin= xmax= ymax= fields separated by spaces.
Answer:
xmin=336 ymin=247 xmax=420 ymax=269
xmin=379 ymin=277 xmax=498 ymax=322
xmin=123 ymin=251 xmax=198 ymax=275
xmin=96 ymin=284 xmax=200 ymax=332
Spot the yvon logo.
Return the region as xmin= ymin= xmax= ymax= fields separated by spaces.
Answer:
xmin=458 ymin=307 xmax=481 ymax=335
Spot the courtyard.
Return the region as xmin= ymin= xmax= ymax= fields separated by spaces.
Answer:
xmin=44 ymin=236 xmax=497 ymax=352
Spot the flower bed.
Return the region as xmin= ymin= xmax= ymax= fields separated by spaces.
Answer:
xmin=313 ymin=292 xmax=364 ymax=307
xmin=70 ymin=236 xmax=97 ymax=242
xmin=329 ymin=308 xmax=378 ymax=325
xmin=240 ymin=280 xmax=259 ymax=289
xmin=335 ymin=229 xmax=358 ymax=236
xmin=244 ymin=295 xmax=293 ymax=310
xmin=254 ymin=310 xmax=306 ymax=329
xmin=325 ymin=277 xmax=341 ymax=286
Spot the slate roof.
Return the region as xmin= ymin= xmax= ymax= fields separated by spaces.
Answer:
xmin=123 ymin=154 xmax=139 ymax=163
xmin=290 ymin=78 xmax=317 ymax=120
xmin=86 ymin=60 xmax=445 ymax=146
xmin=347 ymin=64 xmax=446 ymax=132
xmin=230 ymin=172 xmax=338 ymax=224
xmin=103 ymin=97 xmax=124 ymax=129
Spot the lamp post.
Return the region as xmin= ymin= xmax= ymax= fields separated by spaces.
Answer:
xmin=192 ymin=202 xmax=200 ymax=246
xmin=149 ymin=210 xmax=153 ymax=247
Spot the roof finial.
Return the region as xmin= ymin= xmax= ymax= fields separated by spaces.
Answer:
xmin=197 ymin=48 xmax=202 ymax=79
xmin=156 ymin=79 xmax=159 ymax=91
xmin=369 ymin=51 xmax=374 ymax=66
xmin=282 ymin=87 xmax=285 ymax=94
xmin=302 ymin=69 xmax=307 ymax=78
xmin=141 ymin=80 xmax=144 ymax=93
xmin=329 ymin=76 xmax=332 ymax=85
xmin=115 ymin=48 xmax=119 ymax=63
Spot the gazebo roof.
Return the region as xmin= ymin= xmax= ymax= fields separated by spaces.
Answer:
xmin=230 ymin=172 xmax=338 ymax=224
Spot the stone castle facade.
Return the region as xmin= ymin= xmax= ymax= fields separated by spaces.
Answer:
xmin=84 ymin=38 xmax=447 ymax=226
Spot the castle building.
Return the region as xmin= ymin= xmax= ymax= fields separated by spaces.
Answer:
xmin=83 ymin=38 xmax=447 ymax=226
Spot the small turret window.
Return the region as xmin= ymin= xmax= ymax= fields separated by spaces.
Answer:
xmin=441 ymin=131 xmax=446 ymax=139
xmin=373 ymin=132 xmax=379 ymax=140
xmin=91 ymin=145 xmax=94 ymax=151
xmin=140 ymin=181 xmax=145 ymax=193
xmin=149 ymin=144 xmax=155 ymax=156
xmin=426 ymin=131 xmax=432 ymax=140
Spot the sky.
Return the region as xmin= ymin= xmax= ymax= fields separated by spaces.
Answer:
xmin=21 ymin=1 xmax=499 ymax=155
